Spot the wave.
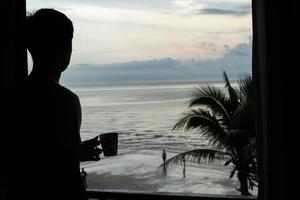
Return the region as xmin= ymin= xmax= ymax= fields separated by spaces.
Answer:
xmin=81 ymin=98 xmax=190 ymax=107
xmin=71 ymin=82 xmax=229 ymax=93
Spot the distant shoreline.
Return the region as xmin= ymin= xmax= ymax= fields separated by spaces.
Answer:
xmin=65 ymin=79 xmax=238 ymax=88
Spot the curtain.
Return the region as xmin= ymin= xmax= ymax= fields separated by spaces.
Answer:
xmin=252 ymin=0 xmax=296 ymax=199
xmin=0 ymin=0 xmax=27 ymax=91
xmin=0 ymin=1 xmax=27 ymax=199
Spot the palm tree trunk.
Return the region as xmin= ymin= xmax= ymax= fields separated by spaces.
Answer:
xmin=237 ymin=171 xmax=250 ymax=195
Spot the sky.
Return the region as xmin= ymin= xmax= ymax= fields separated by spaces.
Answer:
xmin=27 ymin=0 xmax=252 ymax=85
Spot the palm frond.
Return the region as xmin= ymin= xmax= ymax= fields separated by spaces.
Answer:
xmin=231 ymin=99 xmax=254 ymax=133
xmin=238 ymin=74 xmax=253 ymax=103
xmin=223 ymin=71 xmax=240 ymax=111
xmin=173 ymin=109 xmax=228 ymax=147
xmin=224 ymin=159 xmax=233 ymax=166
xmin=225 ymin=129 xmax=253 ymax=149
xmin=229 ymin=168 xmax=237 ymax=179
xmin=159 ymin=148 xmax=229 ymax=171
xmin=189 ymin=85 xmax=231 ymax=120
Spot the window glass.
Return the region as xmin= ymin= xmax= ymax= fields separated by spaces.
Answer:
xmin=27 ymin=0 xmax=255 ymax=195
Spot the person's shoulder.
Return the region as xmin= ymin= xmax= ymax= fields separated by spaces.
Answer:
xmin=56 ymin=84 xmax=78 ymax=98
xmin=55 ymin=84 xmax=80 ymax=104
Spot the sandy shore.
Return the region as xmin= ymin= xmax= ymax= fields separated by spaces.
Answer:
xmin=84 ymin=166 xmax=243 ymax=195
xmin=81 ymin=150 xmax=257 ymax=195
xmin=86 ymin=172 xmax=161 ymax=191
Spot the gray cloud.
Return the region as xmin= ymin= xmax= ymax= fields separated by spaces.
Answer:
xmin=226 ymin=42 xmax=250 ymax=56
xmin=239 ymin=4 xmax=252 ymax=10
xmin=175 ymin=0 xmax=252 ymax=17
xmin=198 ymin=8 xmax=250 ymax=16
xmin=62 ymin=41 xmax=252 ymax=86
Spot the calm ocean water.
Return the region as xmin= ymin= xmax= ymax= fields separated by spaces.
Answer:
xmin=68 ymin=82 xmax=253 ymax=195
xmin=72 ymin=82 xmax=210 ymax=153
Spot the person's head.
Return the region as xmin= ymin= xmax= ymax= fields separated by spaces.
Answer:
xmin=26 ymin=9 xmax=74 ymax=77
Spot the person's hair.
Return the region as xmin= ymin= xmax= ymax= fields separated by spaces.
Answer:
xmin=26 ymin=9 xmax=73 ymax=64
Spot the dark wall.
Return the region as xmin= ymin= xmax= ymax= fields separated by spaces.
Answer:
xmin=0 ymin=0 xmax=27 ymax=91
xmin=253 ymin=0 xmax=296 ymax=200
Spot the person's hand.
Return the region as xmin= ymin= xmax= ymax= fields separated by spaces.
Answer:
xmin=80 ymin=136 xmax=102 ymax=161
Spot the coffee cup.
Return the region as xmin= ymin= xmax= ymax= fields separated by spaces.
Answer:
xmin=99 ymin=132 xmax=118 ymax=156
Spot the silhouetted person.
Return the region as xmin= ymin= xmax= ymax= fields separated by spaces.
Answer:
xmin=162 ymin=149 xmax=166 ymax=163
xmin=4 ymin=9 xmax=98 ymax=200
xmin=161 ymin=149 xmax=167 ymax=177
xmin=80 ymin=168 xmax=88 ymax=188
xmin=80 ymin=136 xmax=102 ymax=162
xmin=183 ymin=156 xmax=186 ymax=178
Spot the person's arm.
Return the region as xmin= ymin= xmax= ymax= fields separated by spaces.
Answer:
xmin=80 ymin=136 xmax=102 ymax=161
xmin=74 ymin=92 xmax=102 ymax=162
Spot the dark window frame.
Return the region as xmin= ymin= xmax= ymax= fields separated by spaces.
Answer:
xmin=1 ymin=0 xmax=296 ymax=200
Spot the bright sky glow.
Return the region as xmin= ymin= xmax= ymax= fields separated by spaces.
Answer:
xmin=27 ymin=0 xmax=252 ymax=66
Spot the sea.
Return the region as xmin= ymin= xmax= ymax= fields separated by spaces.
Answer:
xmin=68 ymin=81 xmax=256 ymax=195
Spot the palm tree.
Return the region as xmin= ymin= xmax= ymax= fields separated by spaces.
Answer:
xmin=161 ymin=72 xmax=257 ymax=195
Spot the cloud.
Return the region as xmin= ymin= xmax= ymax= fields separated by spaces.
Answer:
xmin=27 ymin=0 xmax=252 ymax=65
xmin=62 ymin=41 xmax=252 ymax=86
xmin=171 ymin=0 xmax=251 ymax=17
xmin=198 ymin=8 xmax=250 ymax=16
xmin=226 ymin=42 xmax=251 ymax=56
